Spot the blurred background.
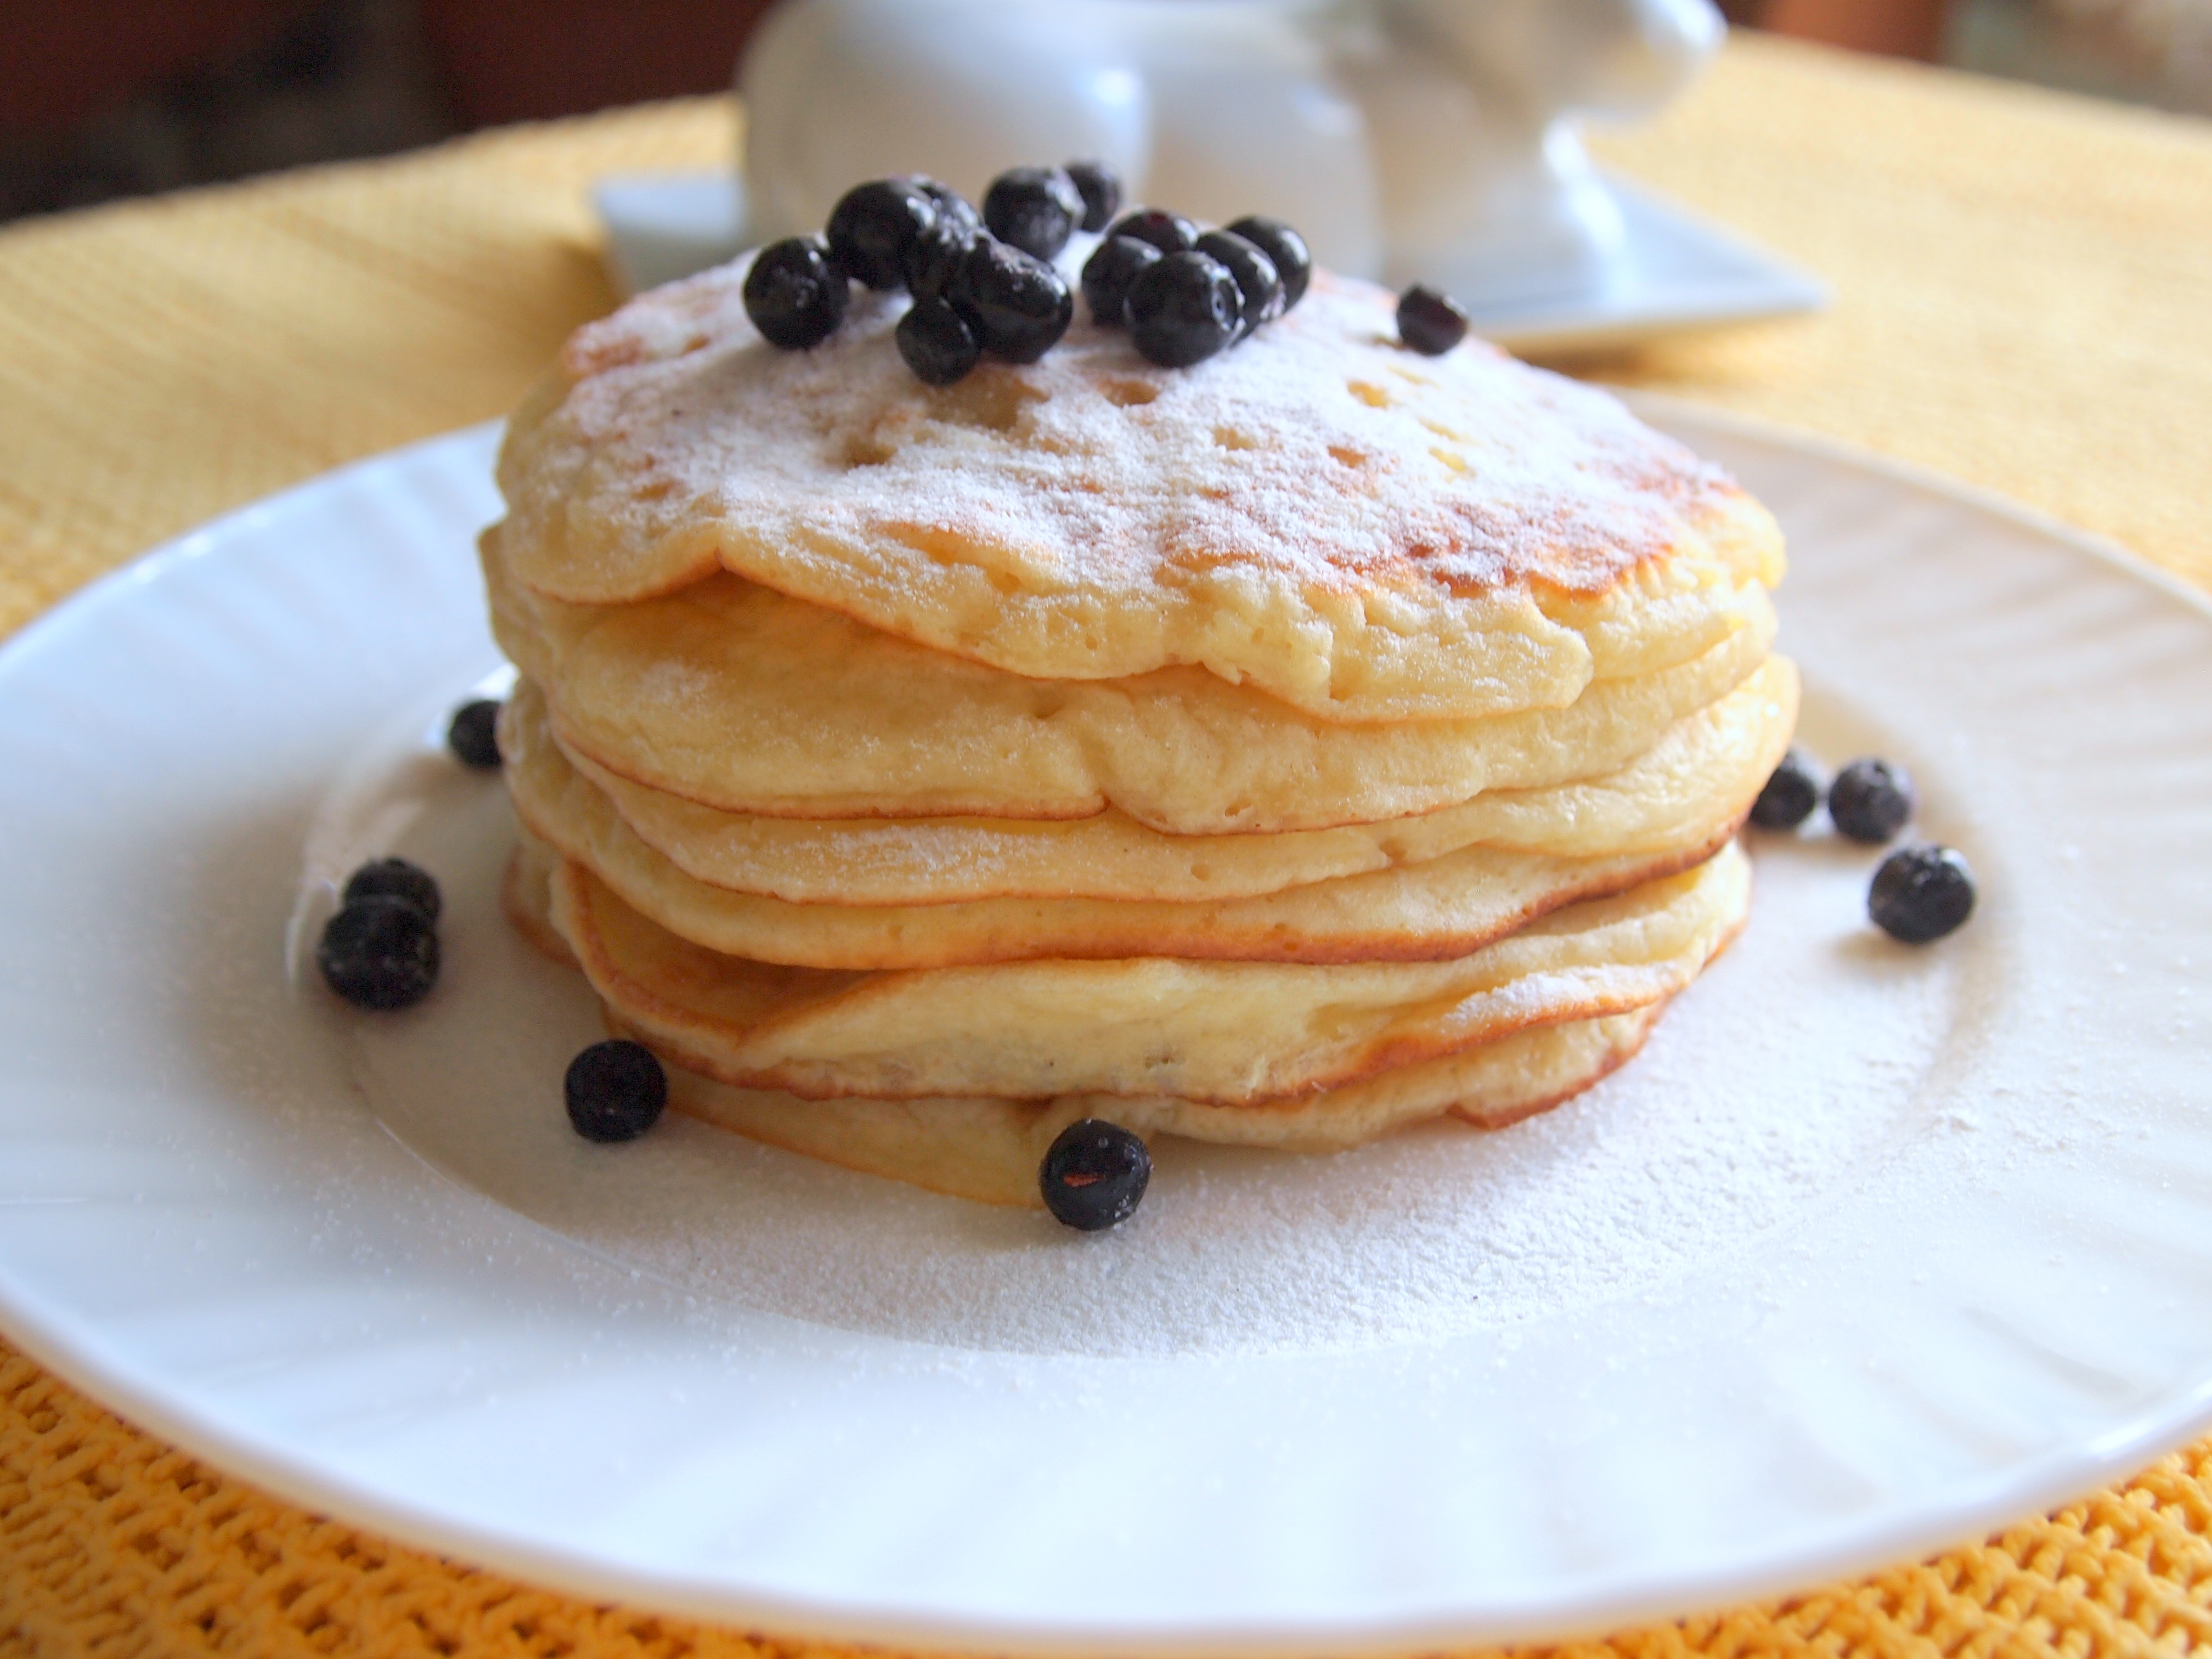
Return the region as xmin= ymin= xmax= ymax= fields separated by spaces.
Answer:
xmin=2 ymin=0 xmax=2208 ymax=224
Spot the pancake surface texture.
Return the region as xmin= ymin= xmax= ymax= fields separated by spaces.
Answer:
xmin=497 ymin=258 xmax=1782 ymax=721
xmin=486 ymin=238 xmax=1791 ymax=1204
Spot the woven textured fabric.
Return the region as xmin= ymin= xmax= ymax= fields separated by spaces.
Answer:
xmin=6 ymin=1342 xmax=2211 ymax=1658
xmin=1581 ymin=37 xmax=2212 ymax=599
xmin=4 ymin=33 xmax=2212 ymax=1659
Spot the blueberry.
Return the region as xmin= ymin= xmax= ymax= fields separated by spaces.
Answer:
xmin=902 ymin=215 xmax=974 ymax=303
xmin=903 ymin=175 xmax=979 ymax=238
xmin=982 ymin=166 xmax=1085 ymax=261
xmin=1039 ymin=1118 xmax=1151 ymax=1231
xmin=1226 ymin=215 xmax=1311 ymax=311
xmin=317 ymin=896 xmax=438 ymax=1010
xmin=1080 ymin=234 xmax=1161 ymax=326
xmin=1126 ymin=251 xmax=1242 ymax=368
xmin=564 ymin=1039 xmax=668 ymax=1143
xmin=1748 ymin=748 xmax=1822 ymax=831
xmin=826 ymin=179 xmax=937 ymax=290
xmin=447 ymin=698 xmax=502 ymax=769
xmin=1869 ymin=843 xmax=1976 ymax=943
xmin=742 ymin=235 xmax=849 ymax=350
xmin=1064 ymin=159 xmax=1122 ymax=233
xmin=342 ymin=857 xmax=441 ymax=924
xmin=951 ymin=238 xmax=1073 ymax=364
xmin=1193 ymin=229 xmax=1283 ymax=338
xmin=1105 ymin=208 xmax=1198 ymax=256
xmin=897 ymin=297 xmax=983 ymax=386
xmin=1398 ymin=284 xmax=1470 ymax=356
xmin=1829 ymin=757 xmax=1914 ymax=844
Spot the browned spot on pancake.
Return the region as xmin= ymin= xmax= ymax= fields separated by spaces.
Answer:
xmin=1101 ymin=378 xmax=1160 ymax=407
xmin=1212 ymin=426 xmax=1261 ymax=450
xmin=842 ymin=433 xmax=896 ymax=469
xmin=1347 ymin=380 xmax=1392 ymax=408
xmin=933 ymin=369 xmax=1047 ymax=433
xmin=1327 ymin=445 xmax=1367 ymax=469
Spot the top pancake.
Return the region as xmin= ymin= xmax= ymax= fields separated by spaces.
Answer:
xmin=496 ymin=256 xmax=1782 ymax=723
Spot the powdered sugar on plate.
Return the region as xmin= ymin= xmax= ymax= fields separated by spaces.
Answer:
xmin=333 ymin=680 xmax=1965 ymax=1360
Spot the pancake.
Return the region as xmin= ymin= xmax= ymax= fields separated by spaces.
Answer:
xmin=501 ymin=666 xmax=1787 ymax=968
xmin=537 ymin=832 xmax=1750 ymax=1105
xmin=655 ymin=1006 xmax=1669 ymax=1207
xmin=486 ymin=234 xmax=1792 ymax=1204
xmin=486 ymin=539 xmax=1778 ymax=833
xmin=503 ymin=660 xmax=1795 ymax=906
xmin=504 ymin=842 xmax=1669 ymax=1207
xmin=495 ymin=263 xmax=1783 ymax=722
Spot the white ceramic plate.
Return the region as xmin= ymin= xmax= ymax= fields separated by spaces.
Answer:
xmin=2 ymin=404 xmax=2209 ymax=1655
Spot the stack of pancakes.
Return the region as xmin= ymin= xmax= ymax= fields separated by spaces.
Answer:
xmin=486 ymin=255 xmax=1794 ymax=1206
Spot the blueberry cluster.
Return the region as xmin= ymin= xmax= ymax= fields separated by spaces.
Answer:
xmin=317 ymin=695 xmax=511 ymax=1010
xmin=744 ymin=163 xmax=1098 ymax=383
xmin=1750 ymin=748 xmax=1977 ymax=943
xmin=1081 ymin=209 xmax=1311 ymax=368
xmin=740 ymin=161 xmax=1316 ymax=383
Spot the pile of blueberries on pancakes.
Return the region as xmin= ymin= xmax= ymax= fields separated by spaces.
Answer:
xmin=740 ymin=160 xmax=1472 ymax=386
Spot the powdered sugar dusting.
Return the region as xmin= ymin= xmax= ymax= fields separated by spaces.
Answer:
xmin=536 ymin=258 xmax=1724 ymax=600
xmin=353 ymin=699 xmax=1966 ymax=1359
xmin=495 ymin=249 xmax=1758 ymax=720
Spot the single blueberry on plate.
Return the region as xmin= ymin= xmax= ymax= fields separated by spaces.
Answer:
xmin=447 ymin=698 xmax=502 ymax=769
xmin=317 ymin=896 xmax=438 ymax=1010
xmin=1226 ymin=215 xmax=1311 ymax=309
xmin=983 ymin=166 xmax=1085 ymax=261
xmin=1830 ymin=757 xmax=1915 ymax=844
xmin=1106 ymin=208 xmax=1198 ymax=256
xmin=1397 ymin=284 xmax=1470 ymax=355
xmin=342 ymin=857 xmax=441 ymax=924
xmin=1869 ymin=843 xmax=1976 ymax=943
xmin=1126 ymin=250 xmax=1242 ymax=367
xmin=1064 ymin=159 xmax=1123 ymax=232
xmin=1193 ymin=229 xmax=1283 ymax=338
xmin=826 ymin=178 xmax=937 ymax=290
xmin=897 ymin=297 xmax=983 ymax=385
xmin=1080 ymin=234 xmax=1161 ymax=326
xmin=742 ymin=235 xmax=849 ymax=349
xmin=951 ymin=238 xmax=1074 ymax=363
xmin=565 ymin=1039 xmax=668 ymax=1143
xmin=1040 ymin=1118 xmax=1152 ymax=1231
xmin=1748 ymin=748 xmax=1822 ymax=831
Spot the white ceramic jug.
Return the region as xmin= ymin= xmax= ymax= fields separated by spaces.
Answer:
xmin=737 ymin=0 xmax=1723 ymax=304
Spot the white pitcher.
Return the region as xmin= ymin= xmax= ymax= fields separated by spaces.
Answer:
xmin=738 ymin=0 xmax=1723 ymax=304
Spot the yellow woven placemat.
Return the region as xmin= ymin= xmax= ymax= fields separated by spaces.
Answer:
xmin=5 ymin=33 xmax=2212 ymax=1658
